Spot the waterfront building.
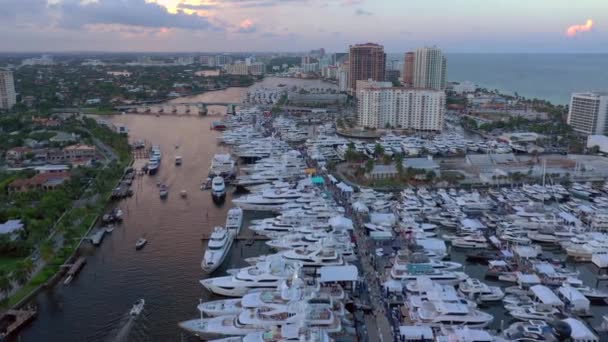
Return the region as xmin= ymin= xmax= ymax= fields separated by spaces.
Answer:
xmin=225 ymin=62 xmax=249 ymax=75
xmin=0 ymin=69 xmax=17 ymax=110
xmin=357 ymin=85 xmax=445 ymax=131
xmin=248 ymin=62 xmax=265 ymax=75
xmin=200 ymin=55 xmax=215 ymax=66
xmin=402 ymin=52 xmax=415 ymax=86
xmin=348 ymin=43 xmax=386 ymax=93
xmin=302 ymin=63 xmax=320 ymax=73
xmin=408 ymin=47 xmax=447 ymax=90
xmin=215 ymin=54 xmax=230 ymax=67
xmin=567 ymin=92 xmax=608 ymax=136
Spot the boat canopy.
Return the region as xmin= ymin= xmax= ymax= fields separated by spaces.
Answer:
xmin=557 ymin=286 xmax=589 ymax=311
xmin=318 ymin=265 xmax=358 ymax=282
xmin=311 ymin=176 xmax=325 ymax=185
xmin=399 ymin=326 xmax=434 ymax=340
xmin=562 ymin=318 xmax=598 ymax=342
xmin=530 ymin=285 xmax=564 ymax=307
xmin=328 ymin=216 xmax=353 ymax=230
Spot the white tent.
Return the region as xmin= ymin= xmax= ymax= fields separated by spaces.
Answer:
xmin=352 ymin=201 xmax=369 ymax=213
xmin=318 ymin=265 xmax=358 ymax=283
xmin=329 ymin=216 xmax=354 ymax=230
xmin=558 ymin=286 xmax=590 ymax=315
xmin=383 ymin=279 xmax=403 ymax=293
xmin=530 ymin=285 xmax=564 ymax=308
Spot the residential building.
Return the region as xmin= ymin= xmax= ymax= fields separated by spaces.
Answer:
xmin=63 ymin=144 xmax=97 ymax=162
xmin=225 ymin=62 xmax=249 ymax=75
xmin=357 ymin=86 xmax=446 ymax=131
xmin=567 ymin=92 xmax=608 ymax=136
xmin=248 ymin=62 xmax=265 ymax=76
xmin=385 ymin=70 xmax=401 ymax=83
xmin=403 ymin=52 xmax=415 ymax=86
xmin=8 ymin=171 xmax=71 ymax=193
xmin=348 ymin=43 xmax=386 ymax=93
xmin=411 ymin=47 xmax=447 ymax=90
xmin=302 ymin=63 xmax=320 ymax=73
xmin=6 ymin=147 xmax=32 ymax=162
xmin=322 ymin=65 xmax=338 ymax=79
xmin=338 ymin=63 xmax=349 ymax=93
xmin=0 ymin=220 xmax=24 ymax=241
xmin=200 ymin=55 xmax=215 ymax=66
xmin=0 ymin=69 xmax=17 ymax=110
xmin=215 ymin=54 xmax=230 ymax=66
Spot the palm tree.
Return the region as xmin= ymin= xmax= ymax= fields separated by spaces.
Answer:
xmin=374 ymin=143 xmax=384 ymax=158
xmin=40 ymin=240 xmax=55 ymax=263
xmin=12 ymin=265 xmax=29 ymax=285
xmin=0 ymin=271 xmax=12 ymax=298
xmin=365 ymin=159 xmax=375 ymax=174
xmin=395 ymin=154 xmax=404 ymax=179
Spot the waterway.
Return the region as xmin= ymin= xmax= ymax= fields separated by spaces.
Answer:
xmin=16 ymin=77 xmax=337 ymax=342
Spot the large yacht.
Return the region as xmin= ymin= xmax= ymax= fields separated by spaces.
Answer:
xmin=411 ymin=300 xmax=494 ymax=328
xmin=390 ymin=265 xmax=468 ymax=286
xmin=212 ymin=176 xmax=227 ymax=201
xmin=246 ymin=243 xmax=346 ymax=268
xmin=209 ymin=153 xmax=237 ymax=179
xmin=201 ymin=259 xmax=301 ymax=297
xmin=232 ymin=189 xmax=310 ymax=212
xmin=202 ymin=226 xmax=234 ymax=273
xmin=457 ymin=278 xmax=505 ymax=302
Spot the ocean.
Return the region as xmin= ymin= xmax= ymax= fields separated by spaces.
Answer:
xmin=388 ymin=53 xmax=608 ymax=105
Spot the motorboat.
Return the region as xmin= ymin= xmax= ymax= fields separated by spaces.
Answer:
xmin=130 ymin=298 xmax=145 ymax=316
xmin=212 ymin=176 xmax=227 ymax=200
xmin=175 ymin=156 xmax=182 ymax=166
xmin=209 ymin=153 xmax=236 ymax=179
xmin=135 ymin=238 xmax=147 ymax=250
xmin=180 ymin=190 xmax=187 ymax=198
xmin=411 ymin=300 xmax=494 ymax=328
xmin=225 ymin=207 xmax=244 ymax=235
xmin=147 ymin=160 xmax=159 ymax=175
xmin=509 ymin=304 xmax=560 ymax=321
xmin=159 ymin=184 xmax=168 ymax=198
xmin=452 ymin=235 xmax=489 ymax=249
xmin=391 ymin=267 xmax=468 ymax=286
xmin=200 ymin=259 xmax=301 ymax=297
xmin=458 ymin=278 xmax=505 ymax=302
xmin=202 ymin=226 xmax=234 ymax=273
xmin=564 ymin=277 xmax=608 ymax=301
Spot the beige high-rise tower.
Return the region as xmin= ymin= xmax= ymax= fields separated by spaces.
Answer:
xmin=0 ymin=70 xmax=16 ymax=110
xmin=412 ymin=47 xmax=447 ymax=90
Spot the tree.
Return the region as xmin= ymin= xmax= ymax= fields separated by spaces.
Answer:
xmin=12 ymin=263 xmax=29 ymax=285
xmin=0 ymin=271 xmax=12 ymax=297
xmin=374 ymin=143 xmax=384 ymax=158
xmin=426 ymin=170 xmax=436 ymax=181
xmin=395 ymin=154 xmax=404 ymax=178
xmin=365 ymin=159 xmax=375 ymax=174
xmin=40 ymin=240 xmax=54 ymax=263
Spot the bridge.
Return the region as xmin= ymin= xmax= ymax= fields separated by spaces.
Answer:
xmin=115 ymin=102 xmax=241 ymax=116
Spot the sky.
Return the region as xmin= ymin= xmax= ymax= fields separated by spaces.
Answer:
xmin=0 ymin=0 xmax=606 ymax=53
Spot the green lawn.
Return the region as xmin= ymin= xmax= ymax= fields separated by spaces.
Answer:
xmin=0 ymin=256 xmax=22 ymax=274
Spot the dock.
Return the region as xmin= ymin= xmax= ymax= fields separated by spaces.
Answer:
xmin=201 ymin=234 xmax=269 ymax=241
xmin=0 ymin=307 xmax=37 ymax=338
xmin=63 ymin=257 xmax=87 ymax=285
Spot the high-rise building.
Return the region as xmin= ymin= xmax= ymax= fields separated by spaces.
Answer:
xmin=412 ymin=47 xmax=447 ymax=90
xmin=0 ymin=70 xmax=16 ymax=110
xmin=567 ymin=92 xmax=608 ymax=136
xmin=348 ymin=43 xmax=386 ymax=93
xmin=215 ymin=54 xmax=230 ymax=66
xmin=338 ymin=63 xmax=349 ymax=93
xmin=224 ymin=62 xmax=249 ymax=75
xmin=357 ymin=85 xmax=445 ymax=131
xmin=248 ymin=62 xmax=265 ymax=76
xmin=403 ymin=52 xmax=415 ymax=86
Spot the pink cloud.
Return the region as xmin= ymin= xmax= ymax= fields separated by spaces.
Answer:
xmin=236 ymin=19 xmax=256 ymax=33
xmin=566 ymin=19 xmax=593 ymax=37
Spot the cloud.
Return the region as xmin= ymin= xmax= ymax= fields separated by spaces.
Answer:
xmin=342 ymin=0 xmax=363 ymax=5
xmin=51 ymin=0 xmax=220 ymax=31
xmin=566 ymin=19 xmax=594 ymax=37
xmin=355 ymin=8 xmax=372 ymax=16
xmin=236 ymin=19 xmax=256 ymax=33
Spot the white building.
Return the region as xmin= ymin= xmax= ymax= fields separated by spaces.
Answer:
xmin=338 ymin=65 xmax=349 ymax=93
xmin=248 ymin=62 xmax=265 ymax=76
xmin=413 ymin=47 xmax=447 ymax=90
xmin=302 ymin=63 xmax=319 ymax=73
xmin=0 ymin=69 xmax=17 ymax=110
xmin=225 ymin=62 xmax=249 ymax=75
xmin=568 ymin=92 xmax=608 ymax=136
xmin=357 ymin=86 xmax=445 ymax=131
xmin=451 ymin=81 xmax=476 ymax=94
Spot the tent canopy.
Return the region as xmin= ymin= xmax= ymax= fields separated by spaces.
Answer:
xmin=318 ymin=265 xmax=358 ymax=282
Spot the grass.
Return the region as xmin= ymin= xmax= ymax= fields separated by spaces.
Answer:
xmin=0 ymin=257 xmax=21 ymax=274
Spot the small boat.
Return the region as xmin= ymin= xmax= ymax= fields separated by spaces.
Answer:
xmin=180 ymin=190 xmax=188 ymax=198
xmin=130 ymin=299 xmax=145 ymax=316
xmin=159 ymin=184 xmax=168 ymax=198
xmin=211 ymin=176 xmax=226 ymax=201
xmin=175 ymin=156 xmax=182 ymax=166
xmin=201 ymin=177 xmax=212 ymax=190
xmin=135 ymin=238 xmax=148 ymax=250
xmin=225 ymin=207 xmax=243 ymax=235
xmin=105 ymin=226 xmax=115 ymax=233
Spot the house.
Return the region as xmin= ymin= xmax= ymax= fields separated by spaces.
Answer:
xmin=7 ymin=171 xmax=71 ymax=193
xmin=31 ymin=117 xmax=61 ymax=127
xmin=49 ymin=131 xmax=79 ymax=144
xmin=63 ymin=144 xmax=96 ymax=162
xmin=6 ymin=147 xmax=32 ymax=161
xmin=0 ymin=220 xmax=25 ymax=241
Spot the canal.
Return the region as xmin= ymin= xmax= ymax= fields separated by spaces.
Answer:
xmin=17 ymin=77 xmax=336 ymax=342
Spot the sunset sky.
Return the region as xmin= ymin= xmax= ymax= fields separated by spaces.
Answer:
xmin=1 ymin=0 xmax=605 ymax=52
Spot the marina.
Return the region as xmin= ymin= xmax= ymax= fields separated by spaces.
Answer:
xmin=15 ymin=77 xmax=608 ymax=341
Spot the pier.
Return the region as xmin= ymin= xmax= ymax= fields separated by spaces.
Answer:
xmin=0 ymin=307 xmax=37 ymax=338
xmin=63 ymin=257 xmax=87 ymax=285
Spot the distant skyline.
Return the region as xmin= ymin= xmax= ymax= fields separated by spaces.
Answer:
xmin=1 ymin=0 xmax=606 ymax=53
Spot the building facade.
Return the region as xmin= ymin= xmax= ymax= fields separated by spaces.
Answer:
xmin=338 ymin=63 xmax=349 ymax=93
xmin=348 ymin=43 xmax=386 ymax=93
xmin=411 ymin=47 xmax=447 ymax=90
xmin=357 ymin=86 xmax=446 ymax=131
xmin=403 ymin=52 xmax=415 ymax=86
xmin=0 ymin=70 xmax=17 ymax=110
xmin=248 ymin=62 xmax=265 ymax=75
xmin=567 ymin=92 xmax=608 ymax=135
xmin=225 ymin=63 xmax=249 ymax=75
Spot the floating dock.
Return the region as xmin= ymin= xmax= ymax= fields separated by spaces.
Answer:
xmin=0 ymin=307 xmax=37 ymax=338
xmin=63 ymin=257 xmax=87 ymax=285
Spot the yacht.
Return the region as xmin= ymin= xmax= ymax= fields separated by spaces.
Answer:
xmin=452 ymin=235 xmax=489 ymax=249
xmin=226 ymin=207 xmax=244 ymax=235
xmin=147 ymin=160 xmax=160 ymax=175
xmin=130 ymin=299 xmax=145 ymax=316
xmin=217 ymin=326 xmax=333 ymax=342
xmin=175 ymin=156 xmax=182 ymax=166
xmin=250 ymin=244 xmax=346 ymax=268
xmin=212 ymin=176 xmax=227 ymax=200
xmin=509 ymin=304 xmax=560 ymax=321
xmin=232 ymin=189 xmax=309 ymax=212
xmin=202 ymin=226 xmax=234 ymax=273
xmin=135 ymin=237 xmax=147 ymax=250
xmin=564 ymin=278 xmax=608 ymax=301
xmin=411 ymin=300 xmax=494 ymax=328
xmin=201 ymin=259 xmax=300 ymax=297
xmin=458 ymin=278 xmax=505 ymax=302
xmin=391 ymin=266 xmax=468 ymax=286
xmin=159 ymin=184 xmax=168 ymax=198
xmin=210 ymin=153 xmax=237 ymax=179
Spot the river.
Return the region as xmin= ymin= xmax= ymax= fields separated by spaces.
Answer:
xmin=17 ymin=77 xmax=334 ymax=342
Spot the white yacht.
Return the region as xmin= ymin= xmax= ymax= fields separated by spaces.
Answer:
xmin=201 ymin=259 xmax=300 ymax=297
xmin=391 ymin=266 xmax=468 ymax=286
xmin=209 ymin=153 xmax=237 ymax=179
xmin=130 ymin=298 xmax=145 ymax=316
xmin=232 ymin=189 xmax=309 ymax=212
xmin=226 ymin=207 xmax=244 ymax=235
xmin=509 ymin=304 xmax=560 ymax=321
xmin=212 ymin=176 xmax=227 ymax=200
xmin=249 ymin=243 xmax=346 ymax=268
xmin=202 ymin=226 xmax=234 ymax=273
xmin=411 ymin=300 xmax=494 ymax=328
xmin=458 ymin=278 xmax=505 ymax=302
xmin=451 ymin=235 xmax=489 ymax=249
